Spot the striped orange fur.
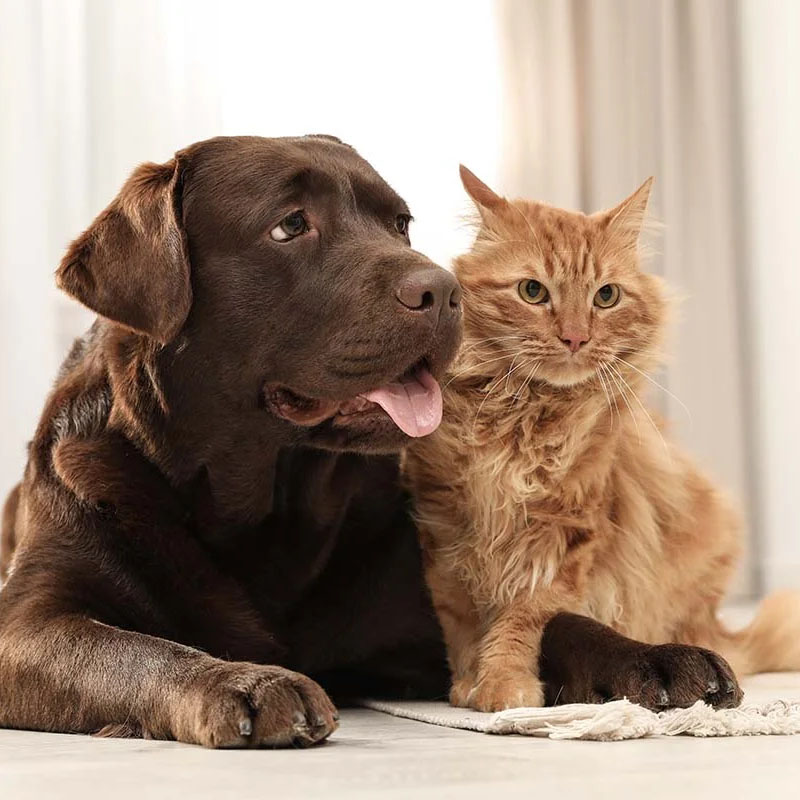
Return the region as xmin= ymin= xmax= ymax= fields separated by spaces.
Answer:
xmin=404 ymin=168 xmax=800 ymax=711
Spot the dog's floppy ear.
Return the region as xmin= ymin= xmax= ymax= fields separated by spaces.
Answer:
xmin=57 ymin=157 xmax=192 ymax=345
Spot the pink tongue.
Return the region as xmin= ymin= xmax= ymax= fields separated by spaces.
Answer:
xmin=361 ymin=367 xmax=443 ymax=437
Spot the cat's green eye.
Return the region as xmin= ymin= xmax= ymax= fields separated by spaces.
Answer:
xmin=518 ymin=279 xmax=549 ymax=304
xmin=594 ymin=284 xmax=621 ymax=308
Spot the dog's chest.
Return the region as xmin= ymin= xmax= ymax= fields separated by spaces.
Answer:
xmin=210 ymin=452 xmax=402 ymax=609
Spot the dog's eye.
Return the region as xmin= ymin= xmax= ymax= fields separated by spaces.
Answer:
xmin=395 ymin=214 xmax=411 ymax=236
xmin=270 ymin=211 xmax=309 ymax=242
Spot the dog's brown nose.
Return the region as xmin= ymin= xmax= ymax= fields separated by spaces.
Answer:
xmin=395 ymin=269 xmax=461 ymax=316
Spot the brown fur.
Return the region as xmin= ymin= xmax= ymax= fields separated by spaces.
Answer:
xmin=0 ymin=136 xmax=462 ymax=747
xmin=0 ymin=484 xmax=20 ymax=582
xmin=405 ymin=167 xmax=800 ymax=712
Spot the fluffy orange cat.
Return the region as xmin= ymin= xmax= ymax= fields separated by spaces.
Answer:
xmin=404 ymin=168 xmax=800 ymax=712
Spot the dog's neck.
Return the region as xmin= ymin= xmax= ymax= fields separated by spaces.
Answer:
xmin=102 ymin=324 xmax=363 ymax=529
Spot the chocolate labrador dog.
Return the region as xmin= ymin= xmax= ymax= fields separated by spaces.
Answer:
xmin=0 ymin=135 xmax=733 ymax=748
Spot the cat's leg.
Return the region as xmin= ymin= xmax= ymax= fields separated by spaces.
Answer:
xmin=424 ymin=560 xmax=482 ymax=706
xmin=539 ymin=612 xmax=742 ymax=710
xmin=469 ymin=604 xmax=548 ymax=711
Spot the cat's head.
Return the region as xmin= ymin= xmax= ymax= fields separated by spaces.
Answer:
xmin=454 ymin=167 xmax=666 ymax=388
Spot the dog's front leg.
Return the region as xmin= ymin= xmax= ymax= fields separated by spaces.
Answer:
xmin=539 ymin=612 xmax=743 ymax=710
xmin=0 ymin=603 xmax=338 ymax=747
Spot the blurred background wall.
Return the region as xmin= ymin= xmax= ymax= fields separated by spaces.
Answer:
xmin=0 ymin=0 xmax=797 ymax=599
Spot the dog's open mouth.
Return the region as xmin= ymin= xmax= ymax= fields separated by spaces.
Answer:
xmin=265 ymin=360 xmax=443 ymax=438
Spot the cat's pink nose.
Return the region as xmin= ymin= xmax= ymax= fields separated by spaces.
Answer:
xmin=560 ymin=332 xmax=590 ymax=353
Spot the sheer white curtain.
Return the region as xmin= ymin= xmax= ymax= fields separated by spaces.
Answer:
xmin=0 ymin=0 xmax=502 ymax=501
xmin=3 ymin=0 xmax=797 ymax=598
xmin=0 ymin=0 xmax=222 ymax=497
xmin=739 ymin=0 xmax=800 ymax=593
xmin=496 ymin=0 xmax=800 ymax=597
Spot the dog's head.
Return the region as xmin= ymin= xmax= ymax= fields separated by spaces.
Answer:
xmin=57 ymin=136 xmax=462 ymax=454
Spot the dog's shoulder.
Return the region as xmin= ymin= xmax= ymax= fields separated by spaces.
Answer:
xmin=33 ymin=322 xmax=112 ymax=462
xmin=19 ymin=321 xmax=180 ymax=536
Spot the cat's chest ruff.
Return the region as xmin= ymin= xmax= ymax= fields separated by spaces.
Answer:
xmin=424 ymin=390 xmax=613 ymax=606
xmin=444 ymin=390 xmax=602 ymax=519
xmin=459 ymin=400 xmax=596 ymax=508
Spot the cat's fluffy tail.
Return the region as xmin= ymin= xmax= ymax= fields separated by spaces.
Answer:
xmin=719 ymin=591 xmax=800 ymax=675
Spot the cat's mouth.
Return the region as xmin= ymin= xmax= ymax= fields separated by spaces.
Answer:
xmin=535 ymin=348 xmax=606 ymax=388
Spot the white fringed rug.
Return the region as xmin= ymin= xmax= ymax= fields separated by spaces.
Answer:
xmin=360 ymin=673 xmax=800 ymax=741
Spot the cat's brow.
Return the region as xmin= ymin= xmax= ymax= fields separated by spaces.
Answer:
xmin=591 ymin=251 xmax=601 ymax=281
xmin=466 ymin=277 xmax=512 ymax=290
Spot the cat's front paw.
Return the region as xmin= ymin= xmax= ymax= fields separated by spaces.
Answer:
xmin=469 ymin=672 xmax=545 ymax=712
xmin=449 ymin=677 xmax=477 ymax=708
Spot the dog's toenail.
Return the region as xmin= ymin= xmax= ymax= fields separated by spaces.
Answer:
xmin=725 ymin=680 xmax=736 ymax=694
xmin=658 ymin=690 xmax=670 ymax=706
xmin=312 ymin=714 xmax=326 ymax=728
xmin=239 ymin=719 xmax=252 ymax=737
xmin=292 ymin=711 xmax=306 ymax=726
xmin=332 ymin=711 xmax=340 ymax=722
xmin=706 ymin=679 xmax=719 ymax=694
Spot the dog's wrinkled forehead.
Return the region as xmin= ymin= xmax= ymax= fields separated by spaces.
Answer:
xmin=180 ymin=135 xmax=408 ymax=238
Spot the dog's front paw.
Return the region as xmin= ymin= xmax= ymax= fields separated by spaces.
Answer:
xmin=468 ymin=671 xmax=545 ymax=712
xmin=553 ymin=643 xmax=742 ymax=711
xmin=174 ymin=662 xmax=338 ymax=748
xmin=634 ymin=644 xmax=742 ymax=710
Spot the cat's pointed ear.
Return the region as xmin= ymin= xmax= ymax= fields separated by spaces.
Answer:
xmin=56 ymin=156 xmax=192 ymax=345
xmin=460 ymin=165 xmax=507 ymax=221
xmin=596 ymin=177 xmax=654 ymax=244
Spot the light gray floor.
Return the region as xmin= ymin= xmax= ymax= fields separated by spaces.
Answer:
xmin=3 ymin=675 xmax=800 ymax=800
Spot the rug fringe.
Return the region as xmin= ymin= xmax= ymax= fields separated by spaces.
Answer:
xmin=359 ymin=698 xmax=800 ymax=741
xmin=490 ymin=699 xmax=800 ymax=740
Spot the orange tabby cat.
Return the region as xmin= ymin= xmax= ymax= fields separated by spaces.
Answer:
xmin=404 ymin=168 xmax=800 ymax=712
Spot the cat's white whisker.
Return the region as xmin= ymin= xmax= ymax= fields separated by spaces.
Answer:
xmin=611 ymin=355 xmax=693 ymax=425
xmin=602 ymin=362 xmax=641 ymax=445
xmin=594 ymin=366 xmax=615 ymax=430
xmin=470 ymin=363 xmax=517 ymax=435
xmin=513 ymin=361 xmax=541 ymax=403
xmin=607 ymin=362 xmax=671 ymax=461
xmin=459 ymin=335 xmax=528 ymax=355
xmin=503 ymin=354 xmax=531 ymax=393
xmin=600 ymin=363 xmax=623 ymax=430
xmin=444 ymin=351 xmax=521 ymax=387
